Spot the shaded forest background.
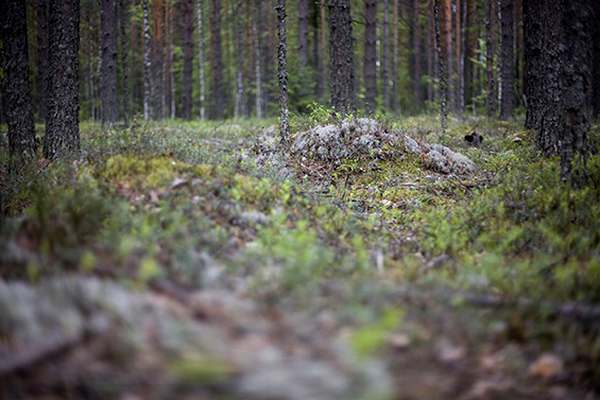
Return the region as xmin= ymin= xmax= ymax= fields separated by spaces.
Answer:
xmin=0 ymin=0 xmax=562 ymax=122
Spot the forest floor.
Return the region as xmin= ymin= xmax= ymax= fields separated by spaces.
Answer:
xmin=1 ymin=113 xmax=600 ymax=400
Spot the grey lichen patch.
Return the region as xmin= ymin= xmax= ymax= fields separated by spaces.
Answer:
xmin=290 ymin=118 xmax=476 ymax=176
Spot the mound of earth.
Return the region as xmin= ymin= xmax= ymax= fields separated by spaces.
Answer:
xmin=290 ymin=118 xmax=476 ymax=175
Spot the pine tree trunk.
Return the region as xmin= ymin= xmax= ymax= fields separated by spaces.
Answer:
xmin=363 ymin=0 xmax=377 ymax=114
xmin=412 ymin=0 xmax=422 ymax=107
xmin=499 ymin=0 xmax=514 ymax=119
xmin=592 ymin=2 xmax=600 ymax=119
xmin=35 ymin=0 xmax=49 ymax=123
xmin=276 ymin=0 xmax=290 ymax=143
xmin=434 ymin=0 xmax=448 ymax=131
xmin=443 ymin=0 xmax=454 ymax=113
xmin=316 ymin=0 xmax=327 ymax=101
xmin=298 ymin=0 xmax=309 ymax=67
xmin=119 ymin=0 xmax=130 ymax=124
xmin=253 ymin=1 xmax=263 ymax=119
xmin=210 ymin=0 xmax=224 ymax=119
xmin=181 ymin=0 xmax=194 ymax=120
xmin=463 ymin=0 xmax=476 ymax=110
xmin=197 ymin=0 xmax=206 ymax=120
xmin=143 ymin=0 xmax=152 ymax=120
xmin=328 ymin=0 xmax=355 ymax=114
xmin=485 ymin=0 xmax=497 ymax=117
xmin=427 ymin=0 xmax=435 ymax=101
xmin=101 ymin=0 xmax=118 ymax=125
xmin=44 ymin=0 xmax=80 ymax=159
xmin=0 ymin=0 xmax=36 ymax=168
xmin=390 ymin=0 xmax=399 ymax=111
xmin=234 ymin=5 xmax=246 ymax=118
xmin=559 ymin=0 xmax=593 ymax=182
xmin=523 ymin=0 xmax=561 ymax=155
xmin=380 ymin=0 xmax=390 ymax=110
xmin=454 ymin=0 xmax=463 ymax=112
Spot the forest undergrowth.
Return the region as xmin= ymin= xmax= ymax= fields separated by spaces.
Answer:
xmin=1 ymin=113 xmax=599 ymax=400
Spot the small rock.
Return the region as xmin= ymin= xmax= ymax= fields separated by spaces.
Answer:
xmin=170 ymin=177 xmax=188 ymax=190
xmin=436 ymin=338 xmax=466 ymax=363
xmin=528 ymin=353 xmax=563 ymax=380
xmin=388 ymin=333 xmax=411 ymax=349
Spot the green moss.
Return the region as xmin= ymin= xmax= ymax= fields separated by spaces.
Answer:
xmin=103 ymin=155 xmax=183 ymax=188
xmin=169 ymin=355 xmax=235 ymax=384
xmin=351 ymin=308 xmax=405 ymax=357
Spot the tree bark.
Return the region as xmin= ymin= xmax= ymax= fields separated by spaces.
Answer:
xmin=44 ymin=0 xmax=80 ymax=159
xmin=559 ymin=0 xmax=593 ymax=182
xmin=181 ymin=0 xmax=194 ymax=119
xmin=197 ymin=0 xmax=206 ymax=119
xmin=276 ymin=0 xmax=290 ymax=143
xmin=233 ymin=2 xmax=246 ymax=118
xmin=434 ymin=0 xmax=448 ymax=131
xmin=143 ymin=0 xmax=152 ymax=120
xmin=210 ymin=0 xmax=224 ymax=119
xmin=485 ymin=0 xmax=497 ymax=117
xmin=454 ymin=0 xmax=463 ymax=112
xmin=35 ymin=0 xmax=49 ymax=123
xmin=412 ymin=0 xmax=423 ymax=107
xmin=118 ymin=0 xmax=130 ymax=124
xmin=443 ymin=0 xmax=454 ymax=113
xmin=381 ymin=0 xmax=390 ymax=109
xmin=363 ymin=0 xmax=377 ymax=114
xmin=592 ymin=2 xmax=600 ymax=119
xmin=253 ymin=1 xmax=263 ymax=118
xmin=328 ymin=0 xmax=355 ymax=114
xmin=499 ymin=0 xmax=514 ymax=119
xmin=100 ymin=0 xmax=119 ymax=125
xmin=0 ymin=0 xmax=36 ymax=168
xmin=523 ymin=0 xmax=561 ymax=155
xmin=316 ymin=0 xmax=327 ymax=101
xmin=463 ymin=0 xmax=476 ymax=109
xmin=524 ymin=0 xmax=592 ymax=181
xmin=390 ymin=0 xmax=400 ymax=111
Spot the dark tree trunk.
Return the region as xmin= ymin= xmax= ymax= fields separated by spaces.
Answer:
xmin=100 ymin=0 xmax=118 ymax=125
xmin=253 ymin=0 xmax=263 ymax=118
xmin=35 ymin=0 xmax=49 ymax=123
xmin=276 ymin=0 xmax=289 ymax=143
xmin=592 ymin=2 xmax=600 ymax=119
xmin=119 ymin=0 xmax=130 ymax=124
xmin=390 ymin=0 xmax=399 ymax=111
xmin=454 ymin=0 xmax=463 ymax=112
xmin=559 ymin=0 xmax=593 ymax=182
xmin=363 ymin=0 xmax=377 ymax=114
xmin=524 ymin=0 xmax=593 ymax=182
xmin=181 ymin=0 xmax=194 ymax=119
xmin=443 ymin=0 xmax=454 ymax=112
xmin=434 ymin=0 xmax=448 ymax=131
xmin=328 ymin=0 xmax=355 ymax=114
xmin=485 ymin=0 xmax=497 ymax=117
xmin=0 ymin=0 xmax=36 ymax=167
xmin=381 ymin=0 xmax=390 ymax=109
xmin=499 ymin=0 xmax=514 ymax=120
xmin=234 ymin=7 xmax=246 ymax=118
xmin=151 ymin=0 xmax=165 ymax=119
xmin=44 ymin=0 xmax=80 ymax=159
xmin=523 ymin=0 xmax=562 ymax=155
xmin=143 ymin=0 xmax=152 ymax=120
xmin=463 ymin=0 xmax=476 ymax=109
xmin=298 ymin=0 xmax=309 ymax=67
xmin=210 ymin=0 xmax=224 ymax=119
xmin=316 ymin=0 xmax=327 ymax=101
xmin=197 ymin=0 xmax=206 ymax=119
xmin=411 ymin=0 xmax=423 ymax=107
